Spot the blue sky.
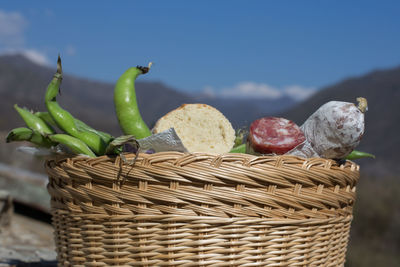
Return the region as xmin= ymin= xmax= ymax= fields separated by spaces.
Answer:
xmin=1 ymin=1 xmax=400 ymax=100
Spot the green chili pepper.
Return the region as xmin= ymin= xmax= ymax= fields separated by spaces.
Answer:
xmin=346 ymin=150 xmax=375 ymax=160
xmin=114 ymin=63 xmax=152 ymax=139
xmin=14 ymin=104 xmax=55 ymax=135
xmin=229 ymin=143 xmax=246 ymax=153
xmin=48 ymin=134 xmax=96 ymax=157
xmin=6 ymin=127 xmax=55 ymax=147
xmin=45 ymin=56 xmax=106 ymax=155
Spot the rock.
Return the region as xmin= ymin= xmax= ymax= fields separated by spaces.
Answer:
xmin=0 ymin=191 xmax=13 ymax=229
xmin=0 ymin=214 xmax=56 ymax=266
xmin=0 ymin=246 xmax=57 ymax=266
xmin=0 ymin=163 xmax=50 ymax=214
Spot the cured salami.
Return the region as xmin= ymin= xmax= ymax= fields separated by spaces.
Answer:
xmin=247 ymin=117 xmax=305 ymax=155
xmin=288 ymin=98 xmax=366 ymax=159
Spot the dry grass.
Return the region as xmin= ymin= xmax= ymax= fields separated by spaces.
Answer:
xmin=346 ymin=174 xmax=400 ymax=267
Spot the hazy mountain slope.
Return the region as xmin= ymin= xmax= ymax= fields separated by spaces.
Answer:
xmin=0 ymin=54 xmax=295 ymax=135
xmin=195 ymin=96 xmax=294 ymax=128
xmin=281 ymin=66 xmax=400 ymax=176
xmin=0 ymin=55 xmax=194 ymax=136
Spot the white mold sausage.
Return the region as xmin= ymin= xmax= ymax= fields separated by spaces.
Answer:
xmin=288 ymin=98 xmax=366 ymax=159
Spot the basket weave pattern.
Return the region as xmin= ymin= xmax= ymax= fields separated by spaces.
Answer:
xmin=46 ymin=152 xmax=359 ymax=266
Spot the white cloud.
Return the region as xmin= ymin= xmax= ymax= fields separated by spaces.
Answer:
xmin=1 ymin=48 xmax=50 ymax=66
xmin=219 ymin=82 xmax=283 ymax=99
xmin=283 ymin=85 xmax=316 ymax=101
xmin=0 ymin=9 xmax=51 ymax=66
xmin=203 ymin=82 xmax=316 ymax=101
xmin=21 ymin=49 xmax=50 ymax=66
xmin=0 ymin=10 xmax=27 ymax=48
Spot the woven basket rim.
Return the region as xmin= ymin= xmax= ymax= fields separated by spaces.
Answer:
xmin=47 ymin=152 xmax=360 ymax=185
xmin=47 ymin=151 xmax=359 ymax=168
xmin=46 ymin=152 xmax=359 ymax=219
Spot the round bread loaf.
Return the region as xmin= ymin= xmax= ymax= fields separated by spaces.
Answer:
xmin=153 ymin=104 xmax=235 ymax=153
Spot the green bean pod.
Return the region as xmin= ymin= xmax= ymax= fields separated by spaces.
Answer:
xmin=229 ymin=143 xmax=246 ymax=153
xmin=45 ymin=56 xmax=106 ymax=155
xmin=48 ymin=134 xmax=96 ymax=157
xmin=6 ymin=127 xmax=55 ymax=147
xmin=14 ymin=105 xmax=55 ymax=135
xmin=114 ymin=64 xmax=152 ymax=139
xmin=346 ymin=150 xmax=375 ymax=160
xmin=34 ymin=111 xmax=57 ymax=128
xmin=73 ymin=118 xmax=113 ymax=144
xmin=35 ymin=111 xmax=113 ymax=144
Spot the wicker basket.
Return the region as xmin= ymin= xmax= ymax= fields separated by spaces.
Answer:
xmin=45 ymin=152 xmax=359 ymax=266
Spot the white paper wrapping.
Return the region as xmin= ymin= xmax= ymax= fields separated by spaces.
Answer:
xmin=286 ymin=140 xmax=319 ymax=158
xmin=16 ymin=146 xmax=56 ymax=157
xmin=138 ymin=128 xmax=188 ymax=153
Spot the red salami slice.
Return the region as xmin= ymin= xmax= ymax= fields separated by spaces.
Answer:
xmin=248 ymin=117 xmax=305 ymax=155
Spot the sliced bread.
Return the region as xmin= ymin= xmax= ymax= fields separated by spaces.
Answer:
xmin=153 ymin=104 xmax=235 ymax=154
